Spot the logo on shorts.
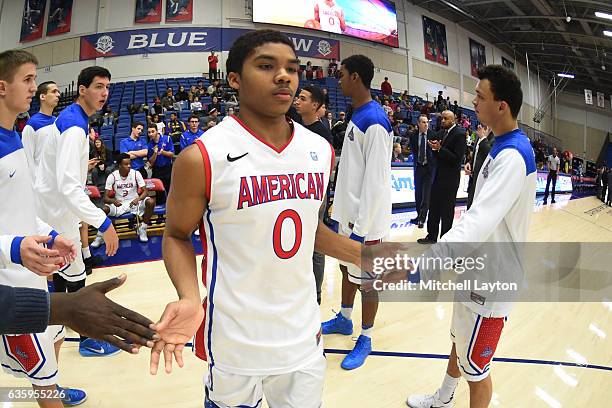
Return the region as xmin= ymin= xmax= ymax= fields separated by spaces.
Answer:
xmin=310 ymin=152 xmax=318 ymax=161
xmin=15 ymin=347 xmax=28 ymax=360
xmin=480 ymin=347 xmax=493 ymax=358
xmin=470 ymin=291 xmax=486 ymax=305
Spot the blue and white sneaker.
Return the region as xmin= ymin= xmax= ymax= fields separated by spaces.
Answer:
xmin=57 ymin=386 xmax=87 ymax=406
xmin=79 ymin=338 xmax=121 ymax=357
xmin=321 ymin=312 xmax=353 ymax=335
xmin=341 ymin=335 xmax=372 ymax=370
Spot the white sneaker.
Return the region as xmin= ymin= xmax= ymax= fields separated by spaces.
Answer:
xmin=90 ymin=235 xmax=104 ymax=249
xmin=406 ymin=390 xmax=454 ymax=408
xmin=137 ymin=224 xmax=148 ymax=242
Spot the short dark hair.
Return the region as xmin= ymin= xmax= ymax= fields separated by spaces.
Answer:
xmin=132 ymin=121 xmax=144 ymax=129
xmin=226 ymin=29 xmax=295 ymax=75
xmin=147 ymin=123 xmax=158 ymax=131
xmin=35 ymin=81 xmax=56 ymax=102
xmin=78 ymin=66 xmax=111 ymax=89
xmin=188 ymin=114 xmax=200 ymax=122
xmin=341 ymin=55 xmax=374 ymax=89
xmin=301 ymin=85 xmax=325 ymax=110
xmin=477 ymin=65 xmax=523 ymax=118
xmin=0 ymin=49 xmax=38 ymax=82
xmin=118 ymin=153 xmax=131 ymax=164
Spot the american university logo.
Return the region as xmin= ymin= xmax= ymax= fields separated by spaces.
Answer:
xmin=95 ymin=35 xmax=115 ymax=54
xmin=317 ymin=40 xmax=332 ymax=56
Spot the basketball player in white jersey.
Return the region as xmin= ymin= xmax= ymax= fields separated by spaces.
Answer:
xmin=91 ymin=153 xmax=155 ymax=244
xmin=0 ymin=49 xmax=87 ymax=407
xmin=22 ymin=80 xmax=59 ymax=181
xmin=149 ymin=30 xmax=364 ymax=407
xmin=34 ymin=66 xmax=120 ymax=358
xmin=321 ymin=54 xmax=394 ymax=371
xmin=314 ymin=0 xmax=346 ymax=33
xmin=405 ymin=66 xmax=536 ymax=408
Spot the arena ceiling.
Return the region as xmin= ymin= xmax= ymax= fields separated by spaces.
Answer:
xmin=410 ymin=0 xmax=612 ymax=97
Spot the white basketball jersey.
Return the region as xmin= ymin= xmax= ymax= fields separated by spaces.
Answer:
xmin=318 ymin=1 xmax=342 ymax=33
xmin=193 ymin=116 xmax=334 ymax=376
xmin=105 ymin=169 xmax=144 ymax=203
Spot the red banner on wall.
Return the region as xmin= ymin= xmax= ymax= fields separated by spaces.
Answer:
xmin=20 ymin=0 xmax=47 ymax=43
xmin=46 ymin=0 xmax=73 ymax=36
xmin=135 ymin=0 xmax=162 ymax=24
xmin=166 ymin=0 xmax=193 ymax=22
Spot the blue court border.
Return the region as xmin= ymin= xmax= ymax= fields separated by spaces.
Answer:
xmin=63 ymin=338 xmax=611 ymax=373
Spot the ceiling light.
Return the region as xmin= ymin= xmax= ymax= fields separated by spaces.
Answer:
xmin=557 ymin=73 xmax=575 ymax=78
xmin=604 ymin=30 xmax=612 ymax=37
xmin=566 ymin=16 xmax=571 ymax=23
xmin=595 ymin=11 xmax=612 ymax=20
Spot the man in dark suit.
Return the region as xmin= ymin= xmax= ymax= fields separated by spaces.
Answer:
xmin=418 ymin=110 xmax=466 ymax=243
xmin=409 ymin=114 xmax=437 ymax=228
xmin=465 ymin=124 xmax=493 ymax=209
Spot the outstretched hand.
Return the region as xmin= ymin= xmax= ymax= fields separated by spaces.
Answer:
xmin=149 ymin=298 xmax=204 ymax=375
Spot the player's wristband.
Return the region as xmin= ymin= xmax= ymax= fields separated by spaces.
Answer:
xmin=98 ymin=217 xmax=112 ymax=233
xmin=48 ymin=230 xmax=59 ymax=249
xmin=10 ymin=236 xmax=25 ymax=265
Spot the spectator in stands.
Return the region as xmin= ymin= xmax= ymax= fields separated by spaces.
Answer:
xmin=120 ymin=121 xmax=148 ymax=179
xmin=151 ymin=113 xmax=165 ymax=135
xmin=543 ymin=147 xmax=560 ymax=205
xmin=208 ymin=51 xmax=219 ymax=81
xmin=227 ymin=106 xmax=236 ymax=116
xmin=190 ymin=96 xmax=203 ymax=112
xmin=203 ymin=119 xmax=217 ymax=131
xmin=322 ymin=87 xmax=330 ymax=107
xmin=420 ymin=101 xmax=434 ymax=115
xmin=224 ymin=93 xmax=239 ymax=109
xmin=180 ymin=114 xmax=204 ymax=152
xmin=91 ymin=138 xmax=110 ymax=189
xmin=374 ymin=95 xmax=382 ymax=105
xmin=175 ymin=85 xmax=189 ymax=102
xmin=207 ymin=80 xmax=216 ymax=96
xmin=167 ymin=112 xmax=186 ymax=151
xmin=331 ymin=111 xmax=347 ymax=151
xmin=196 ymin=80 xmax=205 ymax=94
xmin=151 ymin=97 xmax=164 ymax=116
xmin=161 ymin=88 xmax=176 ymax=111
xmin=203 ymin=107 xmax=221 ymax=126
xmin=316 ymin=66 xmax=324 ymax=80
xmin=208 ymin=95 xmax=222 ymax=114
xmin=436 ymin=90 xmax=444 ymax=111
xmin=214 ymin=82 xmax=225 ymax=99
xmin=188 ymin=85 xmax=198 ymax=102
xmin=382 ymin=100 xmax=393 ymax=115
xmin=393 ymin=106 xmax=405 ymax=123
xmin=451 ymin=100 xmax=459 ymax=116
xmin=14 ymin=111 xmax=29 ymax=132
xmin=322 ymin=111 xmax=334 ymax=133
xmin=147 ymin=124 xmax=174 ymax=204
xmin=328 ymin=58 xmax=338 ymax=77
xmin=305 ymin=61 xmax=314 ymax=80
xmin=391 ymin=143 xmax=406 ymax=163
xmin=102 ymin=103 xmax=114 ymax=126
xmin=92 ymin=153 xmax=156 ymax=246
xmin=381 ymin=77 xmax=392 ymax=97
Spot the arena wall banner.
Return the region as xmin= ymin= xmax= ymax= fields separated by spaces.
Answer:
xmin=80 ymin=28 xmax=340 ymax=61
xmin=135 ymin=0 xmax=162 ymax=24
xmin=46 ymin=0 xmax=73 ymax=37
xmin=20 ymin=0 xmax=47 ymax=43
xmin=166 ymin=0 xmax=192 ymax=23
xmin=422 ymin=16 xmax=448 ymax=66
xmin=469 ymin=38 xmax=486 ymax=77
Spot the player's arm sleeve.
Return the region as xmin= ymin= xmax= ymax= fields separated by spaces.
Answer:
xmin=21 ymin=125 xmax=37 ymax=181
xmin=418 ymin=150 xmax=527 ymax=279
xmin=56 ymin=127 xmax=111 ymax=232
xmin=351 ymin=125 xmax=391 ymax=241
xmin=0 ymin=284 xmax=50 ymax=335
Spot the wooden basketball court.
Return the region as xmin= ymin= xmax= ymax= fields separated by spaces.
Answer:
xmin=3 ymin=196 xmax=611 ymax=407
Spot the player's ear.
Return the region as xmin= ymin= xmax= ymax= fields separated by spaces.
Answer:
xmin=0 ymin=80 xmax=6 ymax=97
xmin=227 ymin=72 xmax=240 ymax=91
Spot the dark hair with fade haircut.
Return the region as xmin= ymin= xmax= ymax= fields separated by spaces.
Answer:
xmin=226 ymin=29 xmax=296 ymax=75
xmin=131 ymin=121 xmax=144 ymax=129
xmin=35 ymin=81 xmax=57 ymax=102
xmin=188 ymin=114 xmax=200 ymax=122
xmin=0 ymin=49 xmax=38 ymax=82
xmin=77 ymin=66 xmax=111 ymax=89
xmin=301 ymin=85 xmax=325 ymax=110
xmin=118 ymin=152 xmax=131 ymax=164
xmin=147 ymin=122 xmax=158 ymax=131
xmin=341 ymin=55 xmax=374 ymax=89
xmin=477 ymin=65 xmax=523 ymax=118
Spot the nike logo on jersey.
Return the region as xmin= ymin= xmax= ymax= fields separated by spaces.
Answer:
xmin=9 ymin=170 xmax=16 ymax=178
xmin=227 ymin=152 xmax=249 ymax=162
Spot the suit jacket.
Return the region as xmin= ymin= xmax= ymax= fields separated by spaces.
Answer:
xmin=409 ymin=129 xmax=437 ymax=167
xmin=432 ymin=125 xmax=466 ymax=190
xmin=467 ymin=135 xmax=492 ymax=207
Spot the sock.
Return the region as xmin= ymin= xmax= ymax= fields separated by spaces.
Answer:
xmin=82 ymin=246 xmax=91 ymax=259
xmin=340 ymin=304 xmax=353 ymax=320
xmin=438 ymin=373 xmax=460 ymax=403
xmin=361 ymin=324 xmax=373 ymax=338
